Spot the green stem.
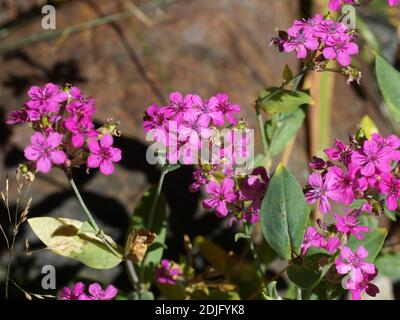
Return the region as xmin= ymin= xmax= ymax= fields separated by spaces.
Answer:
xmin=244 ymin=224 xmax=264 ymax=281
xmin=256 ymin=106 xmax=269 ymax=159
xmin=67 ymin=173 xmax=100 ymax=232
xmin=147 ymin=169 xmax=167 ymax=231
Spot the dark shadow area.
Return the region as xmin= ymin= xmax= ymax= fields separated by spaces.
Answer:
xmin=2 ymin=50 xmax=86 ymax=97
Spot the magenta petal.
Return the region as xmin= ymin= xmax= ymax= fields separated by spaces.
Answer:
xmin=24 ymin=146 xmax=41 ymax=161
xmin=100 ymin=159 xmax=114 ymax=175
xmin=46 ymin=133 xmax=63 ymax=148
xmin=72 ymin=134 xmax=85 ymax=148
xmin=87 ymin=155 xmax=102 ymax=168
xmin=88 ymin=140 xmax=101 ymax=154
xmin=100 ymin=135 xmax=113 ymax=148
xmin=102 ymin=285 xmax=118 ymax=300
xmin=88 ymin=283 xmax=102 ymax=297
xmin=50 ymin=150 xmax=67 ymax=165
xmin=111 ymin=148 xmax=122 ymax=162
xmin=37 ymin=156 xmax=52 ymax=173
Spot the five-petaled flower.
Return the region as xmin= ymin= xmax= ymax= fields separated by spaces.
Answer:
xmin=87 ymin=135 xmax=122 ymax=175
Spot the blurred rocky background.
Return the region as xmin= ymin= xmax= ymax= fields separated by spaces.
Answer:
xmin=0 ymin=0 xmax=399 ymax=299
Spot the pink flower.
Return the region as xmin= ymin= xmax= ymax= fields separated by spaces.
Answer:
xmin=25 ymin=83 xmax=68 ymax=119
xmin=378 ymin=173 xmax=400 ymax=211
xmin=323 ymin=33 xmax=359 ymax=66
xmin=328 ymin=0 xmax=357 ymax=12
xmin=87 ymin=135 xmax=122 ymax=175
xmin=87 ymin=283 xmax=118 ymax=300
xmin=335 ymin=246 xmax=376 ymax=283
xmin=63 ymin=117 xmax=99 ymax=148
xmin=143 ymin=104 xmax=173 ymax=133
xmin=325 ymin=236 xmax=341 ymax=253
xmin=301 ymin=226 xmax=326 ymax=254
xmin=324 ymin=139 xmax=352 ymax=165
xmin=156 ymin=259 xmax=183 ymax=285
xmin=388 ymin=0 xmax=399 ymax=6
xmin=165 ymin=92 xmax=191 ymax=122
xmin=66 ymin=97 xmax=96 ymax=119
xmin=283 ymin=27 xmax=319 ymax=59
xmin=214 ymin=93 xmax=241 ymax=125
xmin=334 ymin=213 xmax=369 ymax=240
xmin=346 ymin=272 xmax=379 ymax=300
xmin=202 ymin=178 xmax=237 ymax=217
xmin=7 ymin=109 xmax=28 ymax=125
xmin=59 ymin=282 xmax=89 ymax=300
xmin=314 ymin=19 xmax=348 ymax=40
xmin=351 ymin=140 xmax=392 ymax=177
xmin=293 ymin=14 xmax=323 ymax=33
xmin=190 ymin=95 xmax=221 ymax=125
xmin=24 ymin=132 xmax=67 ymax=173
xmin=180 ymin=110 xmax=211 ymax=142
xmin=304 ymin=171 xmax=339 ymax=213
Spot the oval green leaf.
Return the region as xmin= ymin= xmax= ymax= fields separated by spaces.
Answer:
xmin=28 ymin=217 xmax=122 ymax=269
xmin=260 ymin=164 xmax=309 ymax=260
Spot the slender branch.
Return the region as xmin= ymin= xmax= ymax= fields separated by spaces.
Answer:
xmin=244 ymin=224 xmax=264 ymax=281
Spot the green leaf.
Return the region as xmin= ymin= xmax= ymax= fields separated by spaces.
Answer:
xmin=347 ymin=228 xmax=387 ymax=262
xmin=287 ymin=264 xmax=322 ymax=290
xmin=260 ymin=164 xmax=309 ymax=260
xmin=28 ymin=217 xmax=122 ymax=269
xmin=264 ymin=281 xmax=281 ymax=300
xmin=129 ymin=187 xmax=167 ymax=288
xmin=78 ymin=221 xmax=97 ymax=235
xmin=256 ymin=87 xmax=313 ymax=115
xmin=359 ymin=115 xmax=379 ymax=139
xmin=375 ymin=253 xmax=400 ymax=280
xmin=375 ymin=54 xmax=400 ymax=122
xmin=265 ymin=108 xmax=305 ymax=156
xmin=282 ymin=64 xmax=294 ymax=84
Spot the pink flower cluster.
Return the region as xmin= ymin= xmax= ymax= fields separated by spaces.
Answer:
xmin=156 ymin=259 xmax=183 ymax=285
xmin=60 ymin=282 xmax=118 ymax=300
xmin=328 ymin=0 xmax=399 ymax=11
xmin=143 ymin=92 xmax=242 ymax=164
xmin=305 ymin=133 xmax=400 ymax=214
xmin=300 ymin=132 xmax=400 ymax=299
xmin=7 ymin=83 xmax=122 ymax=175
xmin=274 ymin=14 xmax=359 ymax=67
xmin=198 ymin=167 xmax=269 ymax=224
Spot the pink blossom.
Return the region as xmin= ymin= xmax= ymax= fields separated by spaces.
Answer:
xmin=63 ymin=117 xmax=99 ymax=148
xmin=214 ymin=93 xmax=241 ymax=125
xmin=202 ymin=178 xmax=237 ymax=218
xmin=388 ymin=0 xmax=399 ymax=6
xmin=323 ymin=33 xmax=359 ymax=66
xmin=24 ymin=132 xmax=67 ymax=173
xmin=351 ymin=140 xmax=393 ymax=177
xmin=301 ymin=226 xmax=326 ymax=254
xmin=156 ymin=259 xmax=183 ymax=285
xmin=190 ymin=95 xmax=221 ymax=125
xmin=143 ymin=104 xmax=173 ymax=133
xmin=314 ymin=19 xmax=348 ymax=41
xmin=328 ymin=0 xmax=356 ymax=12
xmin=165 ymin=92 xmax=191 ymax=122
xmin=87 ymin=283 xmax=118 ymax=300
xmin=325 ymin=236 xmax=341 ymax=253
xmin=283 ymin=27 xmax=319 ymax=59
xmin=334 ymin=213 xmax=369 ymax=240
xmin=324 ymin=139 xmax=352 ymax=165
xmin=335 ymin=246 xmax=376 ymax=283
xmin=378 ymin=173 xmax=400 ymax=211
xmin=304 ymin=171 xmax=340 ymax=213
xmin=66 ymin=97 xmax=96 ymax=119
xmin=59 ymin=282 xmax=89 ymax=300
xmin=25 ymin=83 xmax=67 ymax=120
xmin=346 ymin=272 xmax=379 ymax=300
xmin=293 ymin=14 xmax=323 ymax=33
xmin=87 ymin=135 xmax=122 ymax=175
xmin=7 ymin=109 xmax=28 ymax=125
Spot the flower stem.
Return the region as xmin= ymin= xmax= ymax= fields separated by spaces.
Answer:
xmin=67 ymin=173 xmax=100 ymax=233
xmin=256 ymin=107 xmax=269 ymax=159
xmin=147 ymin=169 xmax=167 ymax=231
xmin=244 ymin=224 xmax=264 ymax=281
